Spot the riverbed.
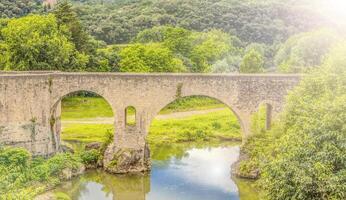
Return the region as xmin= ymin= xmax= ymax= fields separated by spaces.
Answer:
xmin=53 ymin=142 xmax=259 ymax=200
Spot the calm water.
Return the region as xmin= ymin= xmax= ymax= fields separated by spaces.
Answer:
xmin=54 ymin=143 xmax=260 ymax=200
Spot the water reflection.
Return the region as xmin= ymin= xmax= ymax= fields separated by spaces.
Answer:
xmin=55 ymin=142 xmax=259 ymax=200
xmin=148 ymin=146 xmax=240 ymax=200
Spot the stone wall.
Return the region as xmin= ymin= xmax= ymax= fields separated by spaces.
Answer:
xmin=0 ymin=72 xmax=301 ymax=157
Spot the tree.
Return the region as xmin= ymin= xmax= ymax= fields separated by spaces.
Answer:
xmin=66 ymin=0 xmax=326 ymax=45
xmin=136 ymin=27 xmax=237 ymax=73
xmin=53 ymin=0 xmax=89 ymax=52
xmin=261 ymin=42 xmax=346 ymax=199
xmin=190 ymin=30 xmax=233 ymax=72
xmin=239 ymin=49 xmax=264 ymax=73
xmin=0 ymin=14 xmax=88 ymax=71
xmin=135 ymin=26 xmax=193 ymax=58
xmin=0 ymin=0 xmax=42 ymax=18
xmin=275 ymin=29 xmax=340 ymax=73
xmin=119 ymin=43 xmax=186 ymax=72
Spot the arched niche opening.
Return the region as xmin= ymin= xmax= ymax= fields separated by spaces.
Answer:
xmin=125 ymin=106 xmax=136 ymax=127
xmin=51 ymin=90 xmax=115 ymax=150
xmin=147 ymin=95 xmax=243 ymax=161
xmin=251 ymin=103 xmax=273 ymax=134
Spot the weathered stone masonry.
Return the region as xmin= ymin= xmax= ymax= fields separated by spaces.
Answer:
xmin=0 ymin=72 xmax=301 ymax=172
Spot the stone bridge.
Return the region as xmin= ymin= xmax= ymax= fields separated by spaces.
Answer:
xmin=0 ymin=72 xmax=301 ymax=173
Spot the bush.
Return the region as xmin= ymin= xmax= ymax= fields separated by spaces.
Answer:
xmin=80 ymin=149 xmax=101 ymax=165
xmin=46 ymin=153 xmax=82 ymax=176
xmin=0 ymin=147 xmax=30 ymax=168
xmin=0 ymin=147 xmax=83 ymax=199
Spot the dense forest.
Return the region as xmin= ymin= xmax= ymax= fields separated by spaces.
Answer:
xmin=0 ymin=0 xmax=334 ymax=44
xmin=0 ymin=0 xmax=42 ymax=18
xmin=0 ymin=0 xmax=344 ymax=73
xmin=71 ymin=0 xmax=328 ymax=45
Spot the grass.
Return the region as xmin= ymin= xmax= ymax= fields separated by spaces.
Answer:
xmin=61 ymin=108 xmax=242 ymax=144
xmin=160 ymin=96 xmax=225 ymax=114
xmin=60 ymin=96 xmax=241 ymax=144
xmin=62 ymin=124 xmax=114 ymax=143
xmin=62 ymin=97 xmax=114 ymax=119
xmin=61 ymin=96 xmax=225 ymax=119
xmin=147 ymin=108 xmax=241 ymax=144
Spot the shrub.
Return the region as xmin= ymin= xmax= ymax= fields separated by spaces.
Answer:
xmin=0 ymin=147 xmax=30 ymax=168
xmin=80 ymin=149 xmax=101 ymax=165
xmin=0 ymin=147 xmax=83 ymax=199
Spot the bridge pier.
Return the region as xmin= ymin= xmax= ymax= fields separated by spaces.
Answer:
xmin=103 ymin=107 xmax=151 ymax=174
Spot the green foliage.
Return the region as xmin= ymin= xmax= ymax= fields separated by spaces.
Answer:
xmin=0 ymin=0 xmax=42 ymax=18
xmin=240 ymin=48 xmax=264 ymax=73
xmin=275 ymin=29 xmax=340 ymax=73
xmin=80 ymin=149 xmax=100 ymax=165
xmin=134 ymin=27 xmax=237 ymax=72
xmin=119 ymin=43 xmax=186 ymax=72
xmin=62 ymin=96 xmax=114 ymax=119
xmin=135 ymin=26 xmax=193 ymax=55
xmin=161 ymin=96 xmax=224 ymax=114
xmin=53 ymin=1 xmax=90 ymax=52
xmin=92 ymin=45 xmax=120 ymax=72
xmin=241 ymin=42 xmax=346 ymax=199
xmin=62 ymin=124 xmax=114 ymax=143
xmin=148 ymin=108 xmax=242 ymax=145
xmin=0 ymin=147 xmax=30 ymax=168
xmin=0 ymin=14 xmax=88 ymax=71
xmin=262 ymin=42 xmax=346 ymax=199
xmin=190 ymin=30 xmax=234 ymax=72
xmin=250 ymin=104 xmax=267 ymax=135
xmin=70 ymin=0 xmax=325 ymax=45
xmin=0 ymin=147 xmax=83 ymax=199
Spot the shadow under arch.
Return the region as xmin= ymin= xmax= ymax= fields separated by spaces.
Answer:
xmin=147 ymin=95 xmax=246 ymax=142
xmin=50 ymin=90 xmax=115 ymax=151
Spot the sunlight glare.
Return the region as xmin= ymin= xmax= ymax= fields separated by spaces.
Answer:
xmin=316 ymin=0 xmax=346 ymax=25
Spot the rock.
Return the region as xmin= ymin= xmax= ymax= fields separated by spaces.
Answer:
xmin=59 ymin=165 xmax=85 ymax=180
xmin=85 ymin=142 xmax=102 ymax=151
xmin=103 ymin=143 xmax=151 ymax=174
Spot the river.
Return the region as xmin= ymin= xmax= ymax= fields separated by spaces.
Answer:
xmin=53 ymin=142 xmax=260 ymax=200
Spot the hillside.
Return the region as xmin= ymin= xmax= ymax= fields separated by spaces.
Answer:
xmin=0 ymin=0 xmax=42 ymax=18
xmin=0 ymin=0 xmax=333 ymax=45
xmin=0 ymin=0 xmax=344 ymax=73
xmin=71 ymin=0 xmax=329 ymax=45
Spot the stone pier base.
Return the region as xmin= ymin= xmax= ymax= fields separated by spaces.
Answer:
xmin=103 ymin=143 xmax=151 ymax=174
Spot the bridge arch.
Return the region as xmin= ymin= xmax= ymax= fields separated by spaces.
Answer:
xmin=50 ymin=90 xmax=116 ymax=150
xmin=146 ymin=95 xmax=247 ymax=140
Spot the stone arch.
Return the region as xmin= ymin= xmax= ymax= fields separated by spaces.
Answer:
xmin=146 ymin=95 xmax=248 ymax=140
xmin=50 ymin=89 xmax=116 ymax=150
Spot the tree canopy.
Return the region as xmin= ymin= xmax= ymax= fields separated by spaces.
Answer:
xmin=239 ymin=49 xmax=264 ymax=73
xmin=0 ymin=0 xmax=42 ymax=18
xmin=0 ymin=14 xmax=88 ymax=71
xmin=275 ymin=29 xmax=340 ymax=73
xmin=119 ymin=43 xmax=185 ymax=72
xmin=71 ymin=0 xmax=327 ymax=45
